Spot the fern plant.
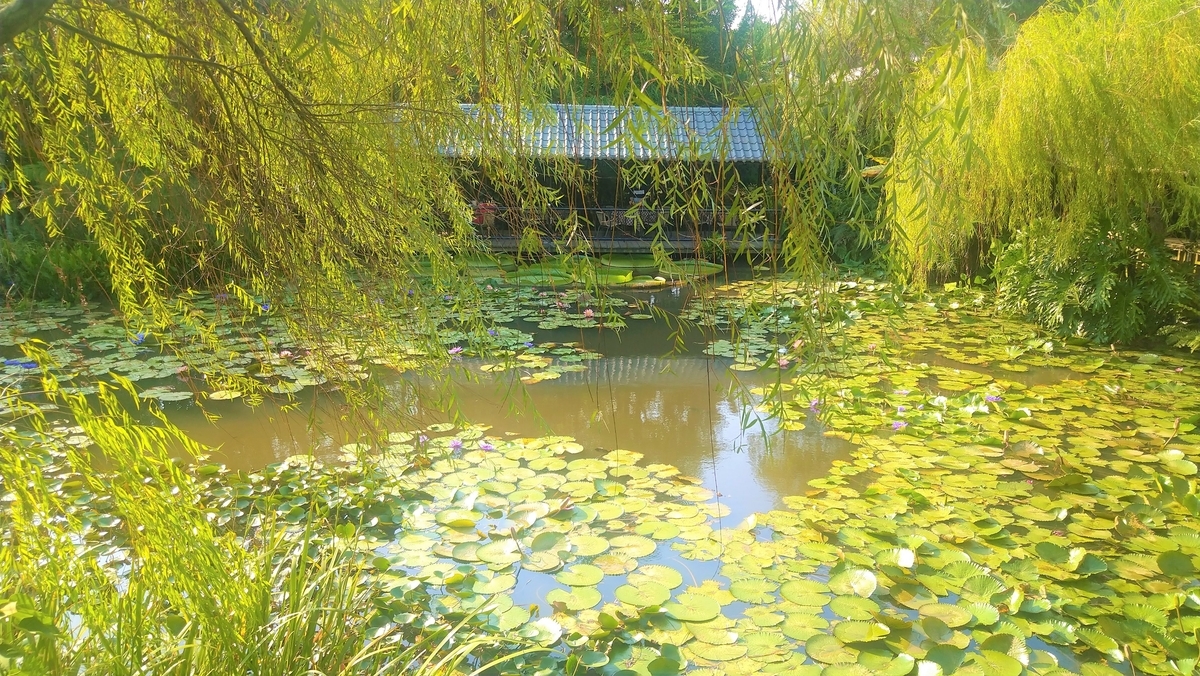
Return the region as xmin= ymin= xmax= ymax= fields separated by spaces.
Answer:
xmin=994 ymin=219 xmax=1198 ymax=344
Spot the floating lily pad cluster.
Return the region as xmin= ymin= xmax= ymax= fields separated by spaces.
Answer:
xmin=0 ymin=287 xmax=627 ymax=411
xmin=474 ymin=341 xmax=603 ymax=384
xmin=433 ymin=254 xmax=721 ymax=290
xmin=2 ymin=420 xmax=734 ymax=675
xmin=680 ymin=277 xmax=1200 ymax=676
xmin=372 ymin=432 xmax=728 ymax=634
xmin=10 ymin=275 xmax=1200 ymax=676
xmin=681 ymin=278 xmax=852 ymax=369
xmin=0 ymin=299 xmax=397 ymax=407
xmin=687 ymin=277 xmax=1165 ymax=379
xmin=465 ymin=285 xmax=632 ymax=331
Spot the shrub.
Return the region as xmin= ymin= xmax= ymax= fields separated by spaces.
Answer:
xmin=993 ymin=221 xmax=1198 ymax=344
xmin=0 ymin=235 xmax=111 ymax=302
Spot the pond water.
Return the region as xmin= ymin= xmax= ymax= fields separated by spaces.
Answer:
xmin=7 ymin=274 xmax=1200 ymax=675
xmin=171 ymin=282 xmax=856 ymax=527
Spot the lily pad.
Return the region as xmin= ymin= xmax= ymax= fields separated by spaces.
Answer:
xmin=832 ymin=620 xmax=890 ymax=644
xmin=829 ymin=569 xmax=877 ymax=598
xmin=546 ymin=587 xmax=601 ymax=611
xmin=729 ymin=578 xmax=777 ymax=604
xmin=555 ymin=564 xmax=604 ymax=587
xmin=664 ymin=593 xmax=722 ymax=622
xmin=615 ymin=580 xmax=671 ymax=607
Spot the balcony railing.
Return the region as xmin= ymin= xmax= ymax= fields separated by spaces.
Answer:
xmin=472 ymin=205 xmax=779 ymax=238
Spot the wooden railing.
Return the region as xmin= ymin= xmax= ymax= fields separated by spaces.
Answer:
xmin=472 ymin=205 xmax=779 ymax=237
xmin=1167 ymin=238 xmax=1200 ymax=266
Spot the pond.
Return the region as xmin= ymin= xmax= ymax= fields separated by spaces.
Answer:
xmin=4 ymin=273 xmax=1200 ymax=676
xmin=172 ymin=281 xmax=856 ymax=527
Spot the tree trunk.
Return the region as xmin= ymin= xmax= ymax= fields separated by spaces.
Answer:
xmin=0 ymin=0 xmax=57 ymax=46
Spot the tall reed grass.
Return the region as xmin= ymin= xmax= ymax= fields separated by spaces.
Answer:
xmin=0 ymin=375 xmax=532 ymax=675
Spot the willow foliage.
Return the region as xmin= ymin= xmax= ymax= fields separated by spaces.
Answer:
xmin=0 ymin=0 xmax=1116 ymax=356
xmin=891 ymin=0 xmax=1200 ymax=340
xmin=723 ymin=0 xmax=1028 ymax=277
xmin=0 ymin=0 xmax=710 ymax=377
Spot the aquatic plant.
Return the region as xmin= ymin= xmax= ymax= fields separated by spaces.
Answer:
xmin=0 ymin=288 xmax=610 ymax=412
xmin=0 ymin=378 xmax=538 ymax=674
xmin=8 ymin=275 xmax=1200 ymax=675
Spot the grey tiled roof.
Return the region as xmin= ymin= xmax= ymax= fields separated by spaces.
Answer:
xmin=452 ymin=104 xmax=765 ymax=162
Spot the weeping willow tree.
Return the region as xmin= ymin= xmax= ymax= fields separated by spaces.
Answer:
xmin=890 ymin=0 xmax=1200 ymax=343
xmin=717 ymin=0 xmax=1032 ymax=277
xmin=0 ymin=0 xmax=727 ymax=396
xmin=0 ymin=0 xmax=1057 ymax=353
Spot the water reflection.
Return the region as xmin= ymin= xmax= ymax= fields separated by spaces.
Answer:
xmin=180 ymin=355 xmax=855 ymax=519
xmin=174 ymin=275 xmax=855 ymax=517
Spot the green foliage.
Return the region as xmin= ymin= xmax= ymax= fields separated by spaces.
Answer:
xmin=890 ymin=0 xmax=1200 ymax=340
xmin=0 ymin=234 xmax=109 ymax=302
xmin=556 ymin=0 xmax=738 ymax=105
xmin=0 ymin=377 xmax=514 ymax=674
xmin=0 ymin=0 xmax=720 ymax=379
xmin=745 ymin=0 xmax=1023 ymax=277
xmin=1164 ymin=324 xmax=1200 ymax=353
xmin=994 ymin=223 xmax=1199 ymax=344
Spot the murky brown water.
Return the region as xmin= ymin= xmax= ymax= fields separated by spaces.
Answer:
xmin=175 ymin=355 xmax=854 ymax=525
xmin=168 ymin=282 xmax=856 ymax=523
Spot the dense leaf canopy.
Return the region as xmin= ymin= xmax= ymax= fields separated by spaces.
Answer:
xmin=2 ymin=0 xmax=1194 ymax=349
xmin=890 ymin=0 xmax=1200 ymax=341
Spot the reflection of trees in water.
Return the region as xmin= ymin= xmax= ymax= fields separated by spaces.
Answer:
xmin=195 ymin=357 xmax=857 ymax=504
xmin=748 ymin=426 xmax=857 ymax=502
xmin=710 ymin=396 xmax=857 ymax=503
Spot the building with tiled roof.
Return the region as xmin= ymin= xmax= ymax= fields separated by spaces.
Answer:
xmin=449 ymin=103 xmax=775 ymax=251
xmin=451 ymin=104 xmax=766 ymax=162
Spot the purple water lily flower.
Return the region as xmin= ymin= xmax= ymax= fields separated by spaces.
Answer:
xmin=418 ymin=435 xmax=429 ymax=444
xmin=524 ymin=342 xmax=534 ymax=348
xmin=215 ymin=292 xmax=229 ymax=301
xmin=809 ymin=399 xmax=820 ymax=411
xmin=986 ymin=395 xmax=1002 ymax=402
xmin=449 ymin=438 xmax=463 ymax=450
xmin=488 ymin=329 xmax=498 ymax=336
xmin=896 ymin=406 xmax=906 ymax=414
xmin=892 ymin=421 xmax=908 ymax=431
xmin=448 ymin=346 xmax=463 ymax=355
xmin=479 ymin=441 xmax=495 ymax=451
xmin=130 ymin=332 xmax=146 ymax=345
